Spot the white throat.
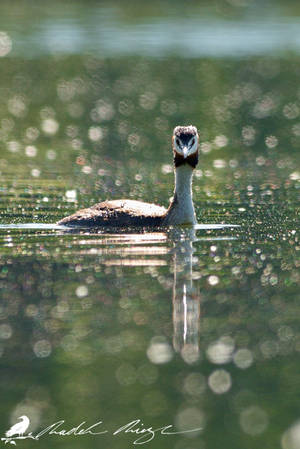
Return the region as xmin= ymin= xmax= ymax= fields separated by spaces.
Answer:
xmin=165 ymin=164 xmax=196 ymax=225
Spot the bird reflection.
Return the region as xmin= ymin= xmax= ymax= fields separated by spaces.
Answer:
xmin=5 ymin=223 xmax=233 ymax=359
xmin=65 ymin=226 xmax=201 ymax=357
xmin=170 ymin=228 xmax=200 ymax=360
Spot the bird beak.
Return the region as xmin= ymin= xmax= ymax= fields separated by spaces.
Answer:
xmin=182 ymin=147 xmax=189 ymax=158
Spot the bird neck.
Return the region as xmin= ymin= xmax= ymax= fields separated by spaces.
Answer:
xmin=166 ymin=164 xmax=196 ymax=225
xmin=174 ymin=164 xmax=194 ymax=201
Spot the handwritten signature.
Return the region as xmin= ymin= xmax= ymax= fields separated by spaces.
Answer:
xmin=2 ymin=418 xmax=202 ymax=446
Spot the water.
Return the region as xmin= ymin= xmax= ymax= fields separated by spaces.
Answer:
xmin=2 ymin=2 xmax=300 ymax=58
xmin=0 ymin=2 xmax=299 ymax=449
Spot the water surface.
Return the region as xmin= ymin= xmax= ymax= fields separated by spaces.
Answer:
xmin=0 ymin=2 xmax=299 ymax=449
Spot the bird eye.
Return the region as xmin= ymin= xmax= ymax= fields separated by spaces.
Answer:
xmin=176 ymin=138 xmax=180 ymax=146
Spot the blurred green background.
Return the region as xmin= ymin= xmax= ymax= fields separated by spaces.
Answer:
xmin=0 ymin=1 xmax=299 ymax=449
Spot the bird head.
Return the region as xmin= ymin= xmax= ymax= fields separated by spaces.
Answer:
xmin=172 ymin=125 xmax=199 ymax=168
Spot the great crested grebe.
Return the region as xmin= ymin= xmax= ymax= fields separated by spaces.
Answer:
xmin=58 ymin=125 xmax=199 ymax=227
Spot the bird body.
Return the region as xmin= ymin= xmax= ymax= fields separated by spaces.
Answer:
xmin=58 ymin=125 xmax=199 ymax=228
xmin=5 ymin=416 xmax=30 ymax=437
xmin=59 ymin=199 xmax=167 ymax=227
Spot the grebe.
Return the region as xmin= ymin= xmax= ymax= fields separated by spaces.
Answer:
xmin=58 ymin=125 xmax=199 ymax=227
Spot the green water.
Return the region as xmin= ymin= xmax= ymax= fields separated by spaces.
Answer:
xmin=0 ymin=2 xmax=300 ymax=449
